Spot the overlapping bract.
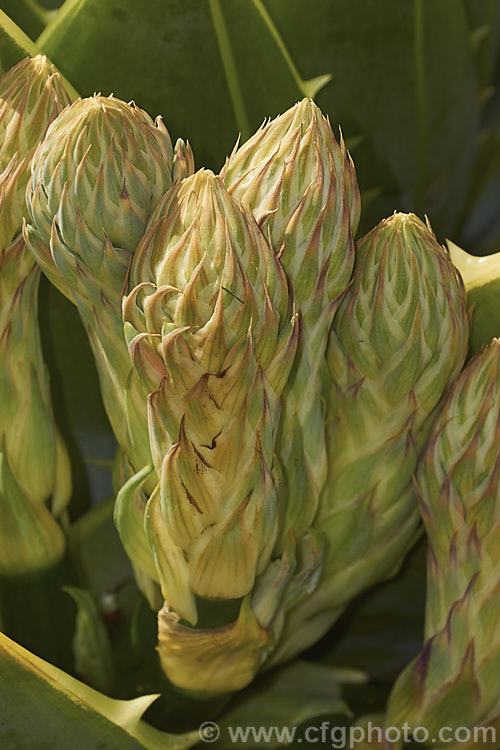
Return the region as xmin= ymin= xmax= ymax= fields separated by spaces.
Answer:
xmin=269 ymin=214 xmax=469 ymax=665
xmin=120 ymin=169 xmax=298 ymax=630
xmin=0 ymin=56 xmax=72 ymax=576
xmin=387 ymin=339 xmax=500 ymax=734
xmin=221 ymin=98 xmax=359 ymax=315
xmin=24 ymin=95 xmax=193 ymax=485
xmin=0 ymin=55 xmax=71 ymax=242
xmin=222 ymin=97 xmax=360 ymax=549
xmin=0 ymin=236 xmax=70 ymax=576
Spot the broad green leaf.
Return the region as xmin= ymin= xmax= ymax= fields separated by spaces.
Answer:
xmin=0 ymin=0 xmax=51 ymax=40
xmin=448 ymin=240 xmax=500 ymax=353
xmin=0 ymin=632 xmax=198 ymax=750
xmin=262 ymin=0 xmax=479 ymax=239
xmin=464 ymin=0 xmax=500 ymax=97
xmin=38 ymin=0 xmax=329 ymax=170
xmin=0 ymin=8 xmax=39 ymax=70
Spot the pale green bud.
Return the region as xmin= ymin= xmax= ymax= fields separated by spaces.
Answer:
xmin=24 ymin=95 xmax=189 ymax=483
xmin=121 ymin=170 xmax=298 ymax=627
xmin=0 ymin=55 xmax=72 ymax=244
xmin=269 ymin=213 xmax=469 ymax=667
xmin=25 ymin=94 xmax=175 ymax=306
xmin=222 ymin=98 xmax=360 ymax=550
xmin=329 ymin=214 xmax=468 ymax=418
xmin=0 ymin=57 xmax=72 ymax=541
xmin=0 ymin=56 xmax=71 ymax=169
xmin=0 ymin=443 xmax=66 ymax=576
xmin=221 ymin=98 xmax=359 ymax=317
xmin=323 ymin=212 xmax=469 ymax=591
xmin=388 ymin=339 xmax=500 ymax=734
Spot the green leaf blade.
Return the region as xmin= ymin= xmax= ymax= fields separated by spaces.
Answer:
xmin=0 ymin=632 xmax=198 ymax=750
xmin=0 ymin=8 xmax=40 ymax=71
xmin=37 ymin=0 xmax=326 ymax=170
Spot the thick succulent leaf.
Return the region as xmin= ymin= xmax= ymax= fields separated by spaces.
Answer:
xmin=262 ymin=0 xmax=479 ymax=239
xmin=37 ymin=0 xmax=328 ymax=170
xmin=0 ymin=632 xmax=198 ymax=750
xmin=448 ymin=240 xmax=500 ymax=353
